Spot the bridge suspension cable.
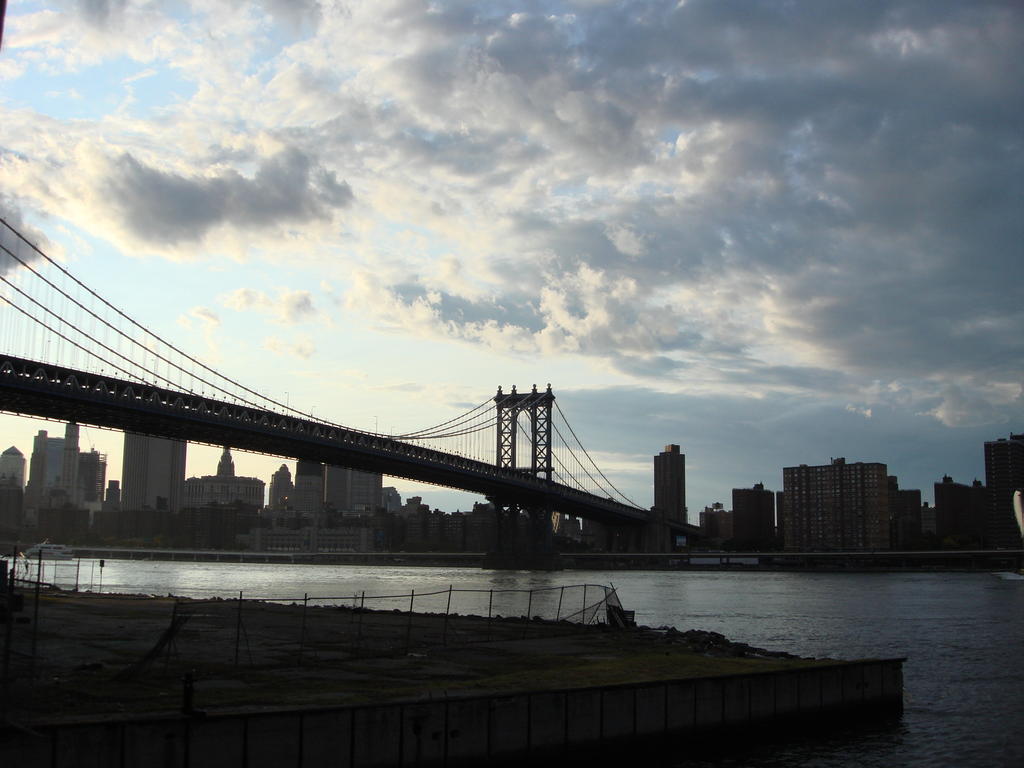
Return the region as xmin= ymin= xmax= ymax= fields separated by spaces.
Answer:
xmin=389 ymin=398 xmax=493 ymax=439
xmin=0 ymin=218 xmax=642 ymax=513
xmin=0 ymin=218 xmax=352 ymax=428
xmin=553 ymin=402 xmax=642 ymax=508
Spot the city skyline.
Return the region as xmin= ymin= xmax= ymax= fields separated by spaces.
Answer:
xmin=0 ymin=1 xmax=1020 ymax=512
xmin=0 ymin=417 xmax=1015 ymax=515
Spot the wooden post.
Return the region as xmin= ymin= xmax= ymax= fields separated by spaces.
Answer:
xmin=234 ymin=591 xmax=243 ymax=665
xmin=298 ymin=593 xmax=309 ymax=666
xmin=356 ymin=590 xmax=366 ymax=651
xmin=487 ymin=589 xmax=493 ymax=642
xmin=443 ymin=585 xmax=453 ymax=645
xmin=524 ymin=588 xmax=533 ymax=639
xmin=405 ymin=589 xmax=416 ymax=654
xmin=30 ymin=550 xmax=42 ymax=679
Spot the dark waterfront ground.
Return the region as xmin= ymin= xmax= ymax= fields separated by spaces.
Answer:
xmin=7 ymin=561 xmax=1023 ymax=766
xmin=3 ymin=591 xmax=812 ymax=721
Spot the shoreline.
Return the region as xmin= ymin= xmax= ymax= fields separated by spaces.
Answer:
xmin=27 ymin=545 xmax=1024 ymax=573
xmin=1 ymin=590 xmax=904 ymax=766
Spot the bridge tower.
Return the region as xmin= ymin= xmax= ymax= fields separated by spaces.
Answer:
xmin=486 ymin=385 xmax=560 ymax=569
xmin=494 ymin=384 xmax=553 ymax=481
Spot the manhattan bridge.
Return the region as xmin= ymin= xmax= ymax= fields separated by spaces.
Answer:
xmin=0 ymin=219 xmax=691 ymax=564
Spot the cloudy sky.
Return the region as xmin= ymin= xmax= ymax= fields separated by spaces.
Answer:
xmin=0 ymin=0 xmax=1021 ymax=513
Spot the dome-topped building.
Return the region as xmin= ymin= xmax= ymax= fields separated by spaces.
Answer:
xmin=217 ymin=447 xmax=235 ymax=478
xmin=184 ymin=447 xmax=264 ymax=508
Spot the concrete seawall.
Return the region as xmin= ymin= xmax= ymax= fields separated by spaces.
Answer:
xmin=1 ymin=659 xmax=903 ymax=767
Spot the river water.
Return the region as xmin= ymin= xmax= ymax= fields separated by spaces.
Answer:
xmin=44 ymin=561 xmax=1024 ymax=767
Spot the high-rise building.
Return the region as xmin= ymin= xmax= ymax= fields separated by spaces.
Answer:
xmin=0 ymin=482 xmax=23 ymax=532
xmin=268 ymin=464 xmax=294 ymax=509
xmin=43 ymin=434 xmax=65 ymax=490
xmin=0 ymin=446 xmax=25 ymax=488
xmin=292 ymin=460 xmax=324 ymax=514
xmin=983 ymin=434 xmax=1024 ymax=549
xmin=104 ymin=480 xmax=121 ymax=510
xmin=782 ymin=458 xmax=890 ymax=551
xmin=60 ymin=422 xmax=80 ymax=506
xmin=184 ymin=448 xmax=265 ymax=508
xmin=77 ymin=450 xmax=107 ymax=505
xmin=24 ymin=429 xmax=66 ymax=511
xmin=381 ymin=486 xmax=402 ymax=514
xmin=699 ymin=502 xmax=732 ymax=542
xmin=775 ymin=490 xmax=785 ymax=543
xmin=886 ymin=475 xmax=923 ymax=549
xmin=933 ymin=475 xmax=986 ymax=545
xmin=324 ymin=466 xmax=383 ymax=514
xmin=654 ymin=444 xmax=686 ymax=524
xmin=24 ymin=430 xmax=49 ymax=510
xmin=920 ymin=502 xmax=936 ymax=536
xmin=731 ymin=483 xmax=775 ymax=547
xmin=121 ymin=433 xmax=187 ymax=513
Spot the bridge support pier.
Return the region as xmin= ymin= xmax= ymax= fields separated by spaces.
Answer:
xmin=642 ymin=519 xmax=672 ymax=553
xmin=603 ymin=524 xmax=645 ymax=553
xmin=483 ymin=498 xmax=563 ymax=570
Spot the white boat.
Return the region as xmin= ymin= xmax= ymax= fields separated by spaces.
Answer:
xmin=22 ymin=542 xmax=75 ymax=560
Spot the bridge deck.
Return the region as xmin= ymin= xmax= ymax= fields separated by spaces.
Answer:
xmin=0 ymin=354 xmax=649 ymax=525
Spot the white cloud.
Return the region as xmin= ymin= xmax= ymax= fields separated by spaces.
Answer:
xmin=845 ymin=404 xmax=873 ymax=419
xmin=0 ymin=0 xmax=1020 ymax=503
xmin=177 ymin=305 xmax=221 ymax=361
xmin=220 ymin=287 xmax=320 ymax=325
xmin=263 ymin=334 xmax=315 ymax=359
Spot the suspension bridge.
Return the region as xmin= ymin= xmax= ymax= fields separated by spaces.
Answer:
xmin=0 ymin=218 xmax=678 ymax=560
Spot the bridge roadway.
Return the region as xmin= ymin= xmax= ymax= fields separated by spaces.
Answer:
xmin=0 ymin=354 xmax=650 ymax=526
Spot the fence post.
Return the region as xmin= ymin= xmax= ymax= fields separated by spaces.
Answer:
xmin=524 ymin=588 xmax=534 ymax=639
xmin=234 ymin=591 xmax=243 ymax=666
xmin=74 ymin=559 xmax=80 ymax=592
xmin=298 ymin=593 xmax=309 ymax=667
xmin=2 ymin=549 xmax=17 ymax=722
xmin=405 ymin=589 xmax=416 ymax=654
xmin=30 ymin=550 xmax=42 ymax=680
xmin=356 ymin=590 xmax=365 ymax=651
xmin=556 ymin=586 xmax=564 ymax=622
xmin=443 ymin=585 xmax=453 ymax=646
xmin=164 ymin=601 xmax=178 ymax=671
xmin=583 ymin=585 xmax=588 ymax=625
xmin=487 ymin=589 xmax=493 ymax=642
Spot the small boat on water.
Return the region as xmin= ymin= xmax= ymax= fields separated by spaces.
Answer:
xmin=22 ymin=542 xmax=75 ymax=560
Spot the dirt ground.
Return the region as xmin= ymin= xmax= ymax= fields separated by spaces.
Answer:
xmin=1 ymin=590 xmax=815 ymax=724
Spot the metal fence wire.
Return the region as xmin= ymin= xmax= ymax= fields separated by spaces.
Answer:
xmin=150 ymin=583 xmax=622 ymax=671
